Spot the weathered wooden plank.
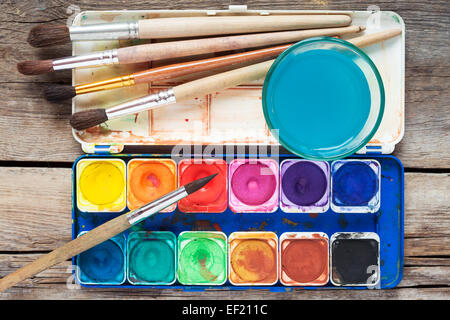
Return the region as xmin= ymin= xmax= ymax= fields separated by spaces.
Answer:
xmin=405 ymin=173 xmax=450 ymax=238
xmin=405 ymin=257 xmax=450 ymax=267
xmin=0 ymin=167 xmax=73 ymax=251
xmin=0 ymin=83 xmax=82 ymax=161
xmin=0 ymin=253 xmax=449 ymax=299
xmin=404 ymin=238 xmax=450 ymax=257
xmin=0 ymin=168 xmax=448 ymax=253
xmin=0 ymin=1 xmax=448 ymax=167
xmin=5 ymin=254 xmax=447 ymax=288
xmin=3 ymin=284 xmax=448 ymax=300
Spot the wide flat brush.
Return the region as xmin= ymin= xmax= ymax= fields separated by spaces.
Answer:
xmin=27 ymin=14 xmax=351 ymax=47
xmin=70 ymin=28 xmax=402 ymax=131
xmin=18 ymin=25 xmax=361 ymax=75
xmin=0 ymin=173 xmax=217 ymax=292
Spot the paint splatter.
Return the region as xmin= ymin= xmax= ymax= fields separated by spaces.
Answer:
xmin=282 ymin=218 xmax=299 ymax=227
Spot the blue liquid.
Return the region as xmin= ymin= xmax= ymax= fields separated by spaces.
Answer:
xmin=78 ymin=238 xmax=125 ymax=284
xmin=265 ymin=48 xmax=371 ymax=158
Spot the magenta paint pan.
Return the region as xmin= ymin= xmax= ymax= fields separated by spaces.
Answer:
xmin=280 ymin=159 xmax=330 ymax=213
xmin=228 ymin=159 xmax=279 ymax=213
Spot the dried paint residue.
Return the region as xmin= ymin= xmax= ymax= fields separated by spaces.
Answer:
xmin=77 ymin=237 xmax=125 ymax=285
xmin=229 ymin=159 xmax=279 ymax=212
xmin=281 ymin=239 xmax=329 ymax=285
xmin=127 ymin=159 xmax=176 ymax=210
xmin=128 ymin=238 xmax=175 ymax=284
xmin=281 ymin=161 xmax=328 ymax=206
xmin=332 ymin=161 xmax=378 ymax=206
xmin=331 ymin=238 xmax=379 ymax=285
xmin=178 ymin=159 xmax=227 ymax=213
xmin=230 ymin=237 xmax=277 ymax=285
xmin=177 ymin=233 xmax=227 ymax=285
xmin=77 ymin=159 xmax=126 ymax=212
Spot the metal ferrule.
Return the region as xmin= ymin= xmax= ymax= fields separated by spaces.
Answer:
xmin=69 ymin=22 xmax=139 ymax=41
xmin=105 ymin=88 xmax=176 ymax=120
xmin=126 ymin=187 xmax=187 ymax=225
xmin=52 ymin=49 xmax=119 ymax=70
xmin=75 ymin=74 xmax=135 ymax=95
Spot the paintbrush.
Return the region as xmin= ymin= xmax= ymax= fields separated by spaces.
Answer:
xmin=17 ymin=25 xmax=362 ymax=75
xmin=27 ymin=14 xmax=351 ymax=47
xmin=45 ymin=25 xmax=365 ymax=101
xmin=44 ymin=44 xmax=293 ymax=101
xmin=69 ymin=29 xmax=402 ymax=131
xmin=0 ymin=173 xmax=217 ymax=292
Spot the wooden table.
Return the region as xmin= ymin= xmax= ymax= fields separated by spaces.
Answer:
xmin=0 ymin=0 xmax=448 ymax=300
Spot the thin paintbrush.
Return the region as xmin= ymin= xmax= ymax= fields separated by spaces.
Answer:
xmin=27 ymin=14 xmax=351 ymax=47
xmin=69 ymin=28 xmax=402 ymax=131
xmin=0 ymin=173 xmax=218 ymax=292
xmin=18 ymin=25 xmax=361 ymax=75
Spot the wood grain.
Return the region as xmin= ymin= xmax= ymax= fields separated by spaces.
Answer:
xmin=137 ymin=15 xmax=352 ymax=38
xmin=1 ymin=169 xmax=448 ymax=251
xmin=0 ymin=1 xmax=448 ymax=167
xmin=0 ymin=254 xmax=449 ymax=299
xmin=118 ymin=27 xmax=360 ymax=64
xmin=0 ymin=214 xmax=131 ymax=292
xmin=0 ymin=0 xmax=448 ymax=300
xmin=0 ymin=168 xmax=449 ymax=298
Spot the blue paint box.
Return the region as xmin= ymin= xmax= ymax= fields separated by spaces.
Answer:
xmin=71 ymin=154 xmax=404 ymax=290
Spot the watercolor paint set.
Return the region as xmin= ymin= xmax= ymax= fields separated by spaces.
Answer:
xmin=71 ymin=154 xmax=404 ymax=290
xmin=64 ymin=7 xmax=405 ymax=292
xmin=0 ymin=7 xmax=408 ymax=293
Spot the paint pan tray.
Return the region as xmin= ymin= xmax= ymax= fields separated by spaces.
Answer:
xmin=71 ymin=154 xmax=404 ymax=290
xmin=71 ymin=7 xmax=404 ymax=155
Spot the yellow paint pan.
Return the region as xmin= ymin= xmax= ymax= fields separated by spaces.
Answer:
xmin=76 ymin=158 xmax=126 ymax=212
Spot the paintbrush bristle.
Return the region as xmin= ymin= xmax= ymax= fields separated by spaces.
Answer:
xmin=70 ymin=109 xmax=108 ymax=130
xmin=44 ymin=84 xmax=76 ymax=101
xmin=27 ymin=24 xmax=70 ymax=48
xmin=184 ymin=173 xmax=218 ymax=195
xmin=17 ymin=60 xmax=53 ymax=75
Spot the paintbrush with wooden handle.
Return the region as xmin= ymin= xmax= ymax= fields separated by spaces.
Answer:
xmin=44 ymin=25 xmax=365 ymax=101
xmin=0 ymin=173 xmax=217 ymax=292
xmin=17 ymin=25 xmax=362 ymax=75
xmin=27 ymin=14 xmax=351 ymax=47
xmin=69 ymin=29 xmax=402 ymax=131
xmin=45 ymin=44 xmax=292 ymax=102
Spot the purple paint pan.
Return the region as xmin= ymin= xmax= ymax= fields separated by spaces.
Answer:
xmin=280 ymin=160 xmax=330 ymax=213
xmin=228 ymin=159 xmax=279 ymax=213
